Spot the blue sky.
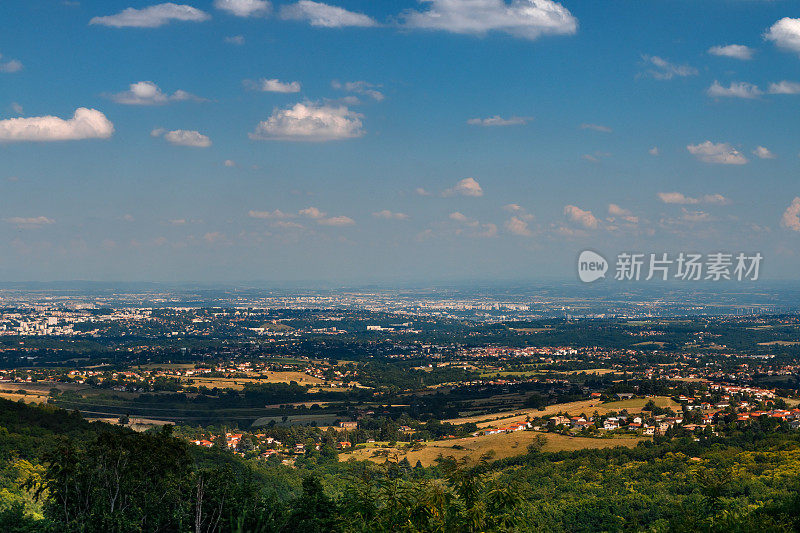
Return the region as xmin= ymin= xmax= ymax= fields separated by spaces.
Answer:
xmin=1 ymin=0 xmax=800 ymax=282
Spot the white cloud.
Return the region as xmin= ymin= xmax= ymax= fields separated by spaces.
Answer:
xmin=89 ymin=3 xmax=210 ymax=28
xmin=415 ymin=187 xmax=431 ymax=196
xmin=707 ymin=80 xmax=762 ymax=99
xmin=5 ymin=216 xmax=55 ymax=229
xmin=299 ymin=206 xmax=325 ymax=219
xmin=249 ymin=103 xmax=364 ymax=141
xmin=214 ymin=0 xmax=270 ymax=17
xmin=753 ymin=146 xmax=776 ymax=159
xmin=443 ymin=177 xmax=483 ymax=197
xmin=505 ymin=216 xmax=532 ymax=236
xmin=765 ymin=17 xmax=800 ymax=55
xmin=403 ymin=0 xmax=577 ymax=40
xmin=108 ymin=81 xmax=204 ymax=105
xmin=563 ymin=205 xmax=598 ymax=229
xmin=224 ymin=35 xmax=245 ymax=45
xmin=331 ymin=80 xmax=384 ymax=101
xmin=768 ymin=80 xmax=800 ymax=95
xmin=318 ymin=215 xmax=355 ymax=226
xmin=648 ymin=147 xmax=659 ymax=156
xmin=640 ymin=55 xmax=697 ymax=80
xmin=580 ymin=123 xmax=612 ymax=133
xmin=708 ymin=44 xmax=754 ymax=60
xmin=608 ymin=203 xmax=630 ymax=216
xmin=373 ymin=210 xmax=409 ymax=220
xmin=249 ymin=209 xmax=292 ymax=219
xmin=781 ymin=197 xmax=800 ymax=231
xmin=686 ymin=141 xmax=748 ymax=165
xmin=224 ymin=159 xmax=236 ymax=167
xmin=280 ymin=1 xmax=377 ymax=27
xmin=10 ymin=103 xmax=23 ymax=115
xmin=0 ymin=108 xmax=113 ymax=142
xmin=607 ymin=204 xmax=638 ymax=225
xmin=252 ymin=206 xmax=353 ymax=226
xmin=155 ymin=129 xmax=211 ymax=147
xmin=0 ymin=54 xmax=22 ymax=73
xmin=247 ymin=78 xmax=302 ymax=93
xmin=467 ymin=115 xmax=531 ymax=126
xmin=449 ymin=211 xmax=473 ymax=224
xmin=657 ymin=192 xmax=729 ymax=205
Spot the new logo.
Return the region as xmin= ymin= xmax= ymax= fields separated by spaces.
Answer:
xmin=577 ymin=250 xmax=608 ymax=283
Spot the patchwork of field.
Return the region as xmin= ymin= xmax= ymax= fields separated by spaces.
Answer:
xmin=0 ymin=381 xmax=89 ymax=404
xmin=183 ymin=371 xmax=325 ymax=389
xmin=341 ymin=432 xmax=645 ymax=467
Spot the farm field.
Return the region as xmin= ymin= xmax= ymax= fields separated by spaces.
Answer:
xmin=341 ymin=431 xmax=646 ymax=467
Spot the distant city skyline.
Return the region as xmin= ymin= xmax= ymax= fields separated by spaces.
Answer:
xmin=2 ymin=1 xmax=800 ymax=282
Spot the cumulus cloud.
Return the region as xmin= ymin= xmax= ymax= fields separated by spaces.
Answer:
xmin=608 ymin=204 xmax=630 ymax=216
xmin=0 ymin=54 xmax=22 ymax=73
xmin=5 ymin=216 xmax=55 ymax=229
xmin=214 ymin=0 xmax=270 ymax=17
xmin=90 ymin=3 xmax=210 ymax=28
xmin=449 ymin=211 xmax=474 ymax=224
xmin=708 ymin=44 xmax=754 ymax=60
xmin=563 ymin=205 xmax=598 ymax=229
xmin=403 ymin=0 xmax=577 ymax=40
xmin=246 ymin=78 xmax=301 ymax=93
xmin=753 ymin=146 xmax=776 ymax=159
xmin=505 ymin=216 xmax=532 ymax=236
xmin=299 ymin=206 xmax=325 ymax=219
xmin=331 ymin=80 xmax=384 ymax=101
xmin=108 ymin=81 xmax=205 ymax=105
xmin=467 ymin=115 xmax=531 ymax=126
xmin=687 ymin=141 xmax=748 ymax=165
xmin=415 ymin=187 xmax=431 ymax=196
xmin=249 ymin=103 xmax=364 ymax=141
xmin=640 ymin=55 xmax=697 ymax=80
xmin=153 ymin=128 xmax=211 ymax=147
xmin=707 ymin=80 xmax=762 ymax=99
xmin=318 ymin=215 xmax=355 ymax=226
xmin=373 ymin=210 xmax=409 ymax=220
xmin=781 ymin=197 xmax=800 ymax=231
xmin=607 ymin=204 xmax=638 ymax=224
xmin=580 ymin=123 xmax=612 ymax=133
xmin=658 ymin=192 xmax=729 ymax=205
xmin=768 ymin=80 xmax=800 ymax=95
xmin=443 ymin=177 xmax=483 ymax=197
xmin=224 ymin=159 xmax=236 ymax=167
xmin=294 ymin=206 xmax=354 ymax=226
xmin=0 ymin=108 xmax=114 ymax=142
xmin=648 ymin=147 xmax=659 ymax=156
xmin=280 ymin=1 xmax=377 ymax=27
xmin=765 ymin=17 xmax=800 ymax=55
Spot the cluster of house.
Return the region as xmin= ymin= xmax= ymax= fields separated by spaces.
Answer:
xmin=546 ymin=413 xmax=690 ymax=436
xmin=481 ymin=421 xmax=532 ymax=436
xmin=190 ymin=431 xmax=355 ymax=460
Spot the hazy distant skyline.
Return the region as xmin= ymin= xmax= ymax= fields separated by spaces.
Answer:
xmin=2 ymin=1 xmax=800 ymax=282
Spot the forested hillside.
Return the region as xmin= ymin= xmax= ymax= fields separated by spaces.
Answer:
xmin=1 ymin=399 xmax=800 ymax=531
